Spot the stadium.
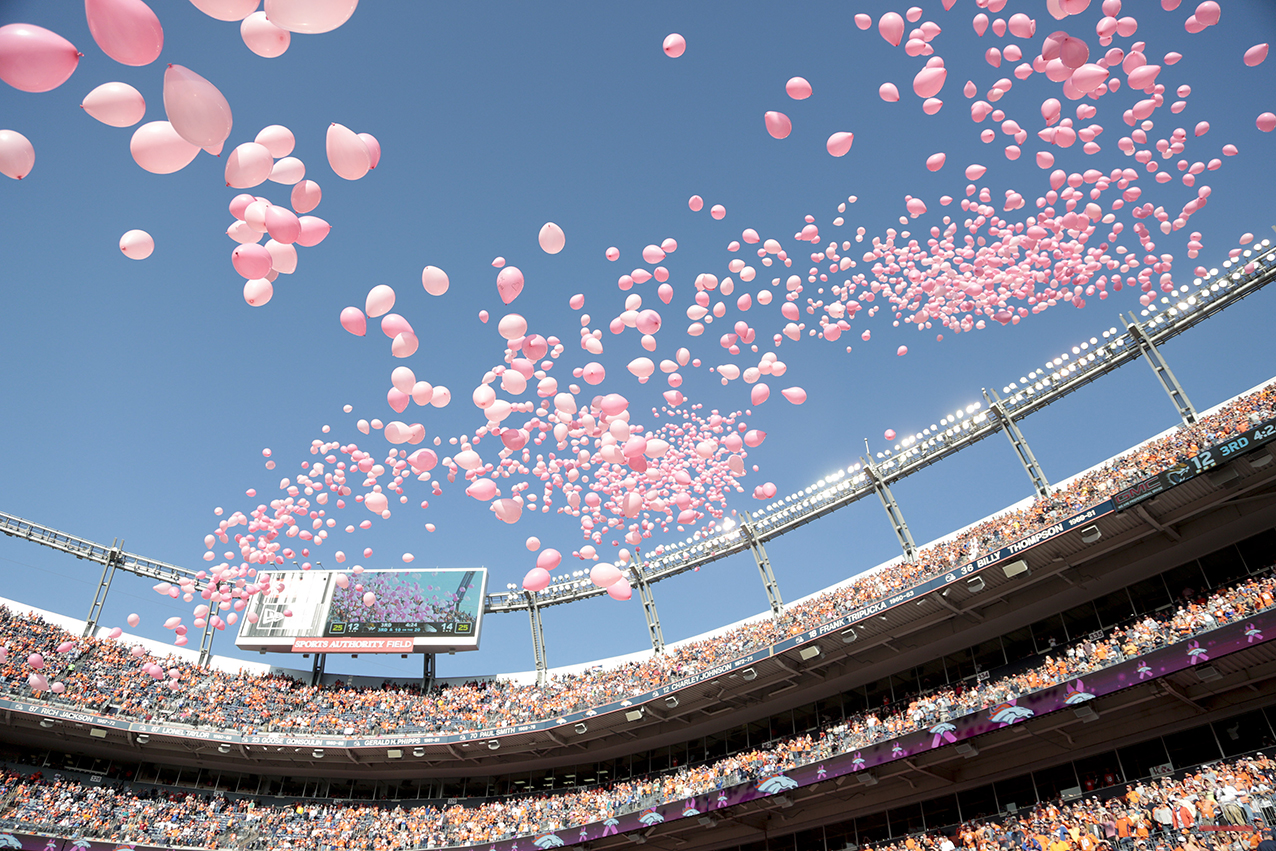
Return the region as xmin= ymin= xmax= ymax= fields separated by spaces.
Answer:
xmin=4 ymin=3 xmax=1276 ymax=851
xmin=2 ymin=241 xmax=1276 ymax=850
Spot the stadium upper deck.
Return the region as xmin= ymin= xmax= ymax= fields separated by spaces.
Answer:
xmin=1 ymin=373 xmax=1275 ymax=786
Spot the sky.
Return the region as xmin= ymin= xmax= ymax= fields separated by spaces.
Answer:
xmin=0 ymin=0 xmax=1274 ymax=684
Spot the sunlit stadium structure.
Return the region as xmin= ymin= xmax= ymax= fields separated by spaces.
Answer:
xmin=2 ymin=244 xmax=1276 ymax=850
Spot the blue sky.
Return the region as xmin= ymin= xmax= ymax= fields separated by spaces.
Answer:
xmin=0 ymin=0 xmax=1274 ymax=682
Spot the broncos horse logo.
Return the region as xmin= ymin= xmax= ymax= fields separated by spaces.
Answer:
xmin=533 ymin=834 xmax=565 ymax=849
xmin=1246 ymin=624 xmax=1264 ymax=643
xmin=1064 ymin=679 xmax=1095 ymax=704
xmin=602 ymin=818 xmax=620 ymax=836
xmin=930 ymin=720 xmax=958 ymax=747
xmin=990 ymin=700 xmax=1035 ymax=726
xmin=758 ymin=774 xmax=799 ymax=794
xmin=639 ymin=808 xmax=665 ymax=826
xmin=1187 ymin=640 xmax=1209 ymax=664
xmin=682 ymin=800 xmax=700 ymax=817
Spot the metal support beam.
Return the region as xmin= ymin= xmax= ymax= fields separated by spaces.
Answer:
xmin=310 ymin=652 xmax=327 ymax=686
xmin=863 ymin=445 xmax=918 ymax=562
xmin=197 ymin=617 xmax=216 ymax=669
xmin=525 ymin=591 xmax=548 ymax=684
xmin=83 ymin=541 xmax=123 ymax=638
xmin=632 ymin=566 xmax=665 ymax=653
xmin=984 ymin=387 xmax=1051 ymax=498
xmin=1125 ymin=312 xmax=1198 ymax=425
xmin=422 ymin=652 xmax=436 ymax=693
xmin=739 ymin=514 xmax=783 ymax=615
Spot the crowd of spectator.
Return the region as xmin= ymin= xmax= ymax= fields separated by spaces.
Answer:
xmin=1 ymin=561 xmax=1273 ymax=850
xmin=858 ymin=753 xmax=1276 ymax=851
xmin=1 ymin=382 xmax=1271 ymax=741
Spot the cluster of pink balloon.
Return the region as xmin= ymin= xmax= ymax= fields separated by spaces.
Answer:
xmin=2 ymin=0 xmax=1218 ymax=612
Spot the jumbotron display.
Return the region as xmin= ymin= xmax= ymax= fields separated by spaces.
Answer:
xmin=235 ymin=568 xmax=486 ymax=654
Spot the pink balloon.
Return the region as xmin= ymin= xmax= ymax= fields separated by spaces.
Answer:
xmin=1195 ymin=1 xmax=1220 ymax=26
xmin=263 ymin=0 xmax=359 ymax=33
xmin=885 ymin=429 xmax=897 ymax=441
xmin=764 ymin=111 xmax=792 ymax=139
xmin=522 ymin=567 xmax=551 ymax=592
xmin=662 ymin=33 xmax=685 ymax=57
xmin=291 ymin=179 xmax=322 ymax=213
xmin=687 ymin=196 xmax=703 ymax=212
xmin=381 ymin=313 xmax=413 ymax=339
xmin=497 ymin=266 xmax=525 ymax=304
xmin=711 ymin=204 xmax=726 ymax=220
xmin=913 ymin=65 xmax=947 ymax=98
xmin=119 ymin=229 xmax=154 ymax=259
xmin=590 ymin=563 xmax=623 ymax=588
xmin=365 ymin=284 xmax=395 ymax=317
xmin=363 ymin=591 xmax=376 ymax=607
xmin=606 ymin=578 xmax=632 ymax=601
xmin=296 ymin=216 xmax=330 ymax=247
xmin=224 ymin=142 xmax=273 ymax=188
xmin=241 ymin=11 xmax=290 ymax=57
xmin=926 ymin=152 xmax=946 ymax=171
xmin=879 ymin=82 xmax=900 ymax=102
xmin=81 ymin=81 xmax=146 ymax=127
xmin=0 ymin=24 xmax=80 ymax=93
xmin=897 ymin=345 xmax=909 ymax=356
xmin=130 ymin=121 xmax=200 ymax=173
xmin=1259 ymin=113 xmax=1276 ymax=133
xmin=391 ymin=332 xmax=418 ymax=358
xmin=28 ymin=653 xmax=44 ymax=669
xmin=466 ymin=478 xmax=498 ymax=501
xmin=264 ymin=239 xmax=296 ymax=274
xmin=539 ymin=222 xmax=566 ymax=254
xmin=127 ymin=613 xmax=140 ymax=627
xmin=751 ymin=383 xmax=770 ymax=405
xmin=358 ymin=132 xmax=381 ymax=168
xmin=781 ymin=387 xmax=806 ymax=404
xmin=262 ymin=206 xmax=299 ymax=244
xmin=327 ymin=122 xmax=370 ymax=180
xmin=233 ymin=244 xmax=273 ymax=279
xmin=536 ymin=548 xmax=562 ymax=571
xmin=85 ymin=0 xmax=163 ymax=66
xmin=785 ymin=76 xmax=812 ymax=99
xmin=827 ymin=132 xmax=854 ymax=157
xmin=1245 ymin=43 xmax=1269 ymax=67
xmin=269 ymin=156 xmax=305 ymax=184
xmin=164 ymin=65 xmax=233 ymax=149
xmin=0 ymin=130 xmax=35 ymax=180
xmin=189 ymin=0 xmax=260 ymax=21
xmin=879 ymin=12 xmax=905 ymax=45
xmin=658 ymin=283 xmax=674 ymax=303
xmin=422 ymin=265 xmax=449 ymax=296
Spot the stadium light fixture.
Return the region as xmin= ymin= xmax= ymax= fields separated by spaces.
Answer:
xmin=1074 ymin=705 xmax=1099 ymax=723
xmin=856 ymin=772 xmax=878 ymax=786
xmin=413 ymin=747 xmax=425 ymax=757
xmin=387 ymin=749 xmax=403 ymax=759
xmin=575 ymin=722 xmax=588 ymax=735
xmin=217 ymin=744 xmax=231 ymax=754
xmin=955 ymin=742 xmax=978 ymax=757
xmin=1080 ymin=526 xmax=1102 ymax=544
xmin=89 ymin=728 xmax=108 ymax=739
xmin=741 ymin=668 xmax=757 ymax=681
xmin=966 ymin=576 xmax=986 ymax=593
xmin=624 ymin=709 xmax=644 ymax=722
xmin=487 ymin=740 xmax=500 ymax=750
xmin=841 ymin=627 xmax=857 ymax=643
xmin=312 ymin=749 xmax=325 ymax=759
xmin=135 ymin=734 xmax=150 ymax=744
xmin=39 ymin=718 xmax=56 ymax=728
